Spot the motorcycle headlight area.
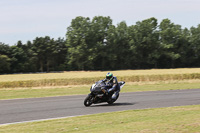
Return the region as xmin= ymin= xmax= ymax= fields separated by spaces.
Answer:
xmin=91 ymin=84 xmax=96 ymax=90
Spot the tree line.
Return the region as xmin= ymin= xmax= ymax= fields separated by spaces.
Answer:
xmin=0 ymin=16 xmax=200 ymax=74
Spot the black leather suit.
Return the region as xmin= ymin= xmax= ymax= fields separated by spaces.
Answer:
xmin=104 ymin=76 xmax=120 ymax=100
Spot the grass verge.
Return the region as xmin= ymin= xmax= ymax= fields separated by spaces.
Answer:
xmin=0 ymin=81 xmax=200 ymax=100
xmin=0 ymin=105 xmax=200 ymax=133
xmin=1 ymin=68 xmax=200 ymax=88
xmin=1 ymin=68 xmax=200 ymax=82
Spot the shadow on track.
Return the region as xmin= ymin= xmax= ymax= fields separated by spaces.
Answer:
xmin=91 ymin=102 xmax=135 ymax=107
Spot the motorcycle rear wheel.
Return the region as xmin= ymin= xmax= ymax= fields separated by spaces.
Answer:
xmin=84 ymin=94 xmax=93 ymax=107
xmin=107 ymin=93 xmax=119 ymax=104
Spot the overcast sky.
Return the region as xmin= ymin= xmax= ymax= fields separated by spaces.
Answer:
xmin=0 ymin=0 xmax=200 ymax=45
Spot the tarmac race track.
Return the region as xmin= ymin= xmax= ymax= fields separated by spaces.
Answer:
xmin=0 ymin=89 xmax=200 ymax=125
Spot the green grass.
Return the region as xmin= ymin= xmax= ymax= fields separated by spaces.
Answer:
xmin=1 ymin=68 xmax=200 ymax=100
xmin=0 ymin=86 xmax=89 ymax=99
xmin=0 ymin=82 xmax=200 ymax=100
xmin=1 ymin=105 xmax=200 ymax=133
xmin=124 ymin=81 xmax=200 ymax=92
xmin=1 ymin=69 xmax=200 ymax=132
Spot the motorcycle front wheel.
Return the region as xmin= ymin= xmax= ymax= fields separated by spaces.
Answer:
xmin=84 ymin=94 xmax=93 ymax=107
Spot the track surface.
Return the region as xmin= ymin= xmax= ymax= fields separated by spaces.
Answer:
xmin=1 ymin=89 xmax=200 ymax=125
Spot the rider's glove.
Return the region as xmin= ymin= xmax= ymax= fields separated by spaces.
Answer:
xmin=101 ymin=88 xmax=108 ymax=95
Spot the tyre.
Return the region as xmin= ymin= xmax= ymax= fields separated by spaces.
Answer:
xmin=107 ymin=93 xmax=119 ymax=104
xmin=84 ymin=94 xmax=93 ymax=107
xmin=107 ymin=99 xmax=114 ymax=104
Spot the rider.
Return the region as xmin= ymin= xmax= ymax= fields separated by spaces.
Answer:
xmin=103 ymin=72 xmax=120 ymax=100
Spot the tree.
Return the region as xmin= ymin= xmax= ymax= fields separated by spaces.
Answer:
xmin=106 ymin=21 xmax=130 ymax=69
xmin=90 ymin=16 xmax=113 ymax=70
xmin=128 ymin=17 xmax=160 ymax=68
xmin=66 ymin=16 xmax=113 ymax=70
xmin=190 ymin=24 xmax=200 ymax=66
xmin=0 ymin=43 xmax=11 ymax=55
xmin=176 ymin=28 xmax=194 ymax=67
xmin=1 ymin=16 xmax=200 ymax=73
xmin=66 ymin=16 xmax=91 ymax=70
xmin=103 ymin=24 xmax=117 ymax=69
xmin=23 ymin=41 xmax=38 ymax=72
xmin=51 ymin=38 xmax=67 ymax=71
xmin=0 ymin=54 xmax=11 ymax=73
xmin=9 ymin=44 xmax=29 ymax=73
xmin=32 ymin=36 xmax=54 ymax=72
xmin=159 ymin=19 xmax=182 ymax=68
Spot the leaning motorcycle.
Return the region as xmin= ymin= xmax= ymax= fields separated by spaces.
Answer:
xmin=84 ymin=80 xmax=125 ymax=107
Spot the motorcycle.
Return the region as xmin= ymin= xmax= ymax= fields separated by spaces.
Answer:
xmin=84 ymin=80 xmax=125 ymax=107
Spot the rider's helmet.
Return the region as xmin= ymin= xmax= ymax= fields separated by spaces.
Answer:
xmin=106 ymin=72 xmax=113 ymax=80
